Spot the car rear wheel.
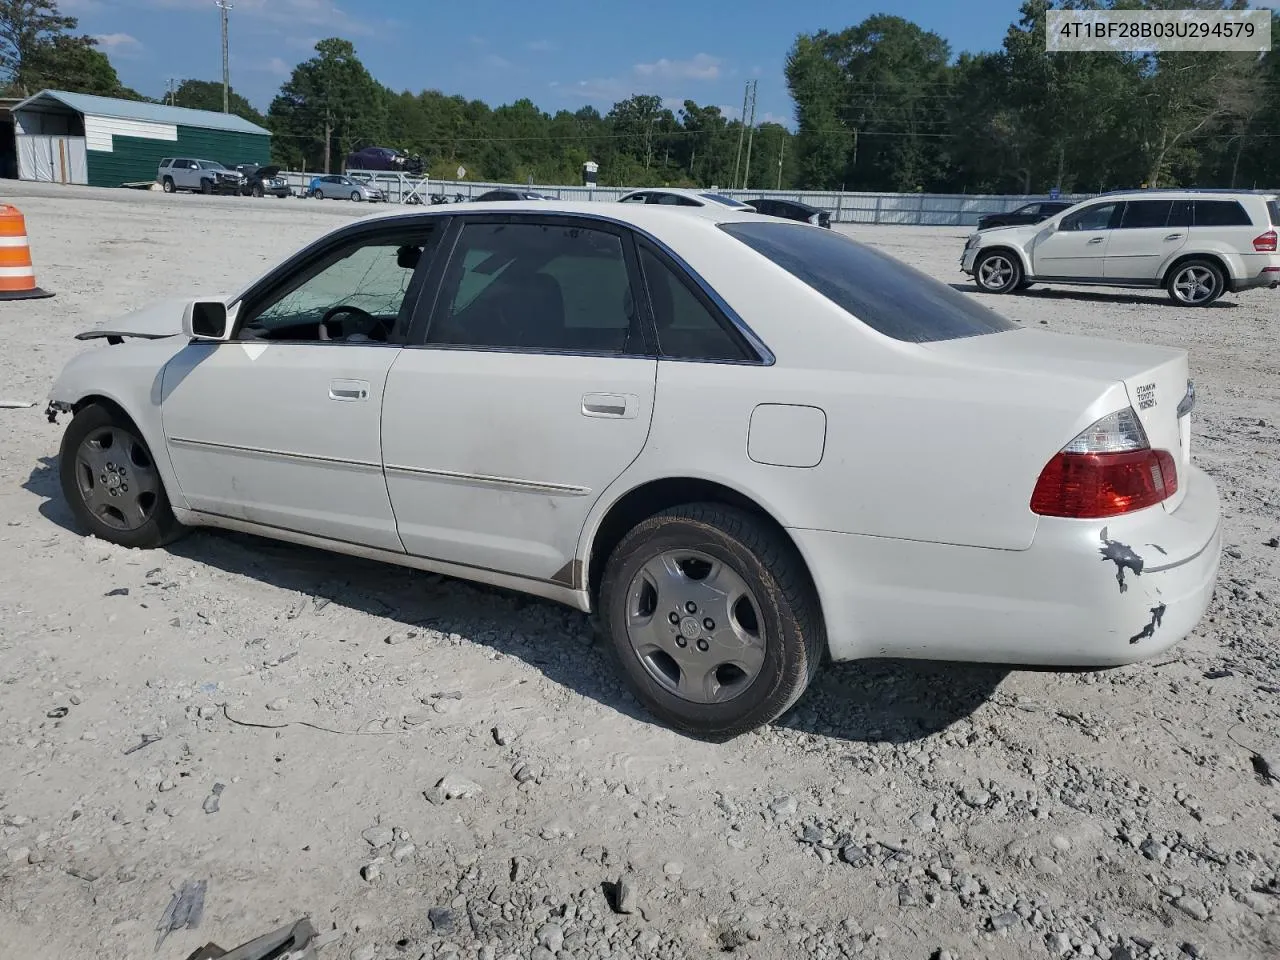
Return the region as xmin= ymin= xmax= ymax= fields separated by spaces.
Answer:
xmin=311 ymin=188 xmax=323 ymax=199
xmin=974 ymin=249 xmax=1023 ymax=294
xmin=1167 ymin=259 xmax=1225 ymax=306
xmin=162 ymin=176 xmax=175 ymax=193
xmin=59 ymin=404 xmax=186 ymax=550
xmin=598 ymin=503 xmax=825 ymax=740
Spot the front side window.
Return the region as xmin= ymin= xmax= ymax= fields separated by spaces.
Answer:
xmin=638 ymin=244 xmax=754 ymax=362
xmin=720 ymin=221 xmax=1018 ymax=344
xmin=426 ymin=221 xmax=641 ymax=354
xmin=1119 ymin=200 xmax=1173 ymax=229
xmin=238 ymin=228 xmax=434 ymax=342
xmin=1061 ymin=203 xmax=1118 ymax=232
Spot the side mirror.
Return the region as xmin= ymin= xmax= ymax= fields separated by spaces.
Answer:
xmin=182 ymin=300 xmax=230 ymax=341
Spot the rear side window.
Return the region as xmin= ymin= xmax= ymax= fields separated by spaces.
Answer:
xmin=638 ymin=244 xmax=754 ymax=362
xmin=719 ymin=221 xmax=1018 ymax=343
xmin=1119 ymin=200 xmax=1173 ymax=229
xmin=1193 ymin=200 xmax=1252 ymax=227
xmin=1268 ymin=200 xmax=1280 ymax=226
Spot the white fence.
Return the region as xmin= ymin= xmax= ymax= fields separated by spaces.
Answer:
xmin=279 ymin=169 xmax=1092 ymax=227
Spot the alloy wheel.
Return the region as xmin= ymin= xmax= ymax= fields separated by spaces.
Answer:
xmin=1172 ymin=265 xmax=1218 ymax=304
xmin=978 ymin=254 xmax=1015 ymax=290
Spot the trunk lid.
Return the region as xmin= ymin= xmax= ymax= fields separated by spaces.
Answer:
xmin=923 ymin=328 xmax=1192 ymax=512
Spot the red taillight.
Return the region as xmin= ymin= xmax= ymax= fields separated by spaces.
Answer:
xmin=1254 ymin=230 xmax=1278 ymax=252
xmin=1031 ymin=449 xmax=1178 ymax=518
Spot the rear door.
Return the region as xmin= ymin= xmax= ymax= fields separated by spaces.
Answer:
xmin=1030 ymin=200 xmax=1121 ymax=278
xmin=380 ymin=213 xmax=658 ymax=583
xmin=1104 ymin=199 xmax=1188 ymax=280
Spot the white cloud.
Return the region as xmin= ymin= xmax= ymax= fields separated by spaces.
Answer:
xmin=526 ymin=39 xmax=557 ymax=53
xmin=93 ymin=32 xmax=142 ymax=56
xmin=634 ymin=53 xmax=721 ymax=82
xmin=264 ymin=57 xmax=290 ymax=76
xmin=482 ymin=53 xmax=513 ymax=71
xmin=144 ymin=0 xmax=377 ymax=37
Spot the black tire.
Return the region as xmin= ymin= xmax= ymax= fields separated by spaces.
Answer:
xmin=58 ymin=404 xmax=186 ymax=550
xmin=200 ymin=178 xmax=212 ymax=195
xmin=1166 ymin=258 xmax=1225 ymax=307
xmin=973 ymin=248 xmax=1024 ymax=294
xmin=162 ymin=176 xmax=175 ymax=193
xmin=311 ymin=188 xmax=323 ymax=199
xmin=251 ymin=184 xmax=264 ymax=198
xmin=351 ymin=190 xmax=362 ymax=202
xmin=598 ymin=503 xmax=825 ymax=741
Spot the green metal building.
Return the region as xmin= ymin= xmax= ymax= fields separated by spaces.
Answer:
xmin=11 ymin=89 xmax=270 ymax=188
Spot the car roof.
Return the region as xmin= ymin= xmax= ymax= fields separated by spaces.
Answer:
xmin=1093 ymin=188 xmax=1277 ymax=201
xmin=349 ymin=198 xmax=762 ymax=235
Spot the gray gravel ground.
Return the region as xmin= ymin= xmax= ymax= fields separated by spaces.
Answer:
xmin=0 ymin=181 xmax=1277 ymax=960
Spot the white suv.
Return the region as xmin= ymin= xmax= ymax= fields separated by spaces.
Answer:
xmin=961 ymin=189 xmax=1280 ymax=306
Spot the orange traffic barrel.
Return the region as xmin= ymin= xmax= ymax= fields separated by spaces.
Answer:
xmin=0 ymin=204 xmax=53 ymax=300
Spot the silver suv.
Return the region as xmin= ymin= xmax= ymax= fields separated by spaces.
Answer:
xmin=961 ymin=189 xmax=1280 ymax=306
xmin=158 ymin=158 xmax=246 ymax=196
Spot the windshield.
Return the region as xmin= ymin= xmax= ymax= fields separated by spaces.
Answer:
xmin=700 ymin=193 xmax=750 ymax=208
xmin=199 ymin=160 xmax=226 ymax=170
xmin=719 ymin=221 xmax=1018 ymax=343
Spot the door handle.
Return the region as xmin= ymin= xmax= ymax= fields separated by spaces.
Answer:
xmin=1164 ymin=233 xmax=1184 ymax=241
xmin=582 ymin=393 xmax=638 ymax=419
xmin=1087 ymin=237 xmax=1105 ymax=245
xmin=329 ymin=379 xmax=369 ymax=401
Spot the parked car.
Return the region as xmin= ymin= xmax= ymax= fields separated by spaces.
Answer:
xmin=235 ymin=164 xmax=290 ymax=199
xmin=309 ymin=175 xmax=384 ymax=202
xmin=744 ymin=197 xmax=831 ymax=228
xmin=976 ymin=200 xmax=1073 ymax=231
xmin=345 ymin=146 xmax=425 ymax=176
xmin=473 ymin=189 xmax=552 ymax=202
xmin=47 ymin=199 xmax=1221 ymax=739
xmin=157 ymin=158 xmax=245 ymax=195
xmin=962 ymin=188 xmax=1280 ymax=306
xmin=618 ymin=188 xmax=753 ymax=209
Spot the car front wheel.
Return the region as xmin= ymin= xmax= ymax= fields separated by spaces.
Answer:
xmin=598 ymin=503 xmax=825 ymax=740
xmin=162 ymin=177 xmax=175 ymax=193
xmin=973 ymin=249 xmax=1024 ymax=294
xmin=1167 ymin=259 xmax=1225 ymax=306
xmin=58 ymin=404 xmax=186 ymax=550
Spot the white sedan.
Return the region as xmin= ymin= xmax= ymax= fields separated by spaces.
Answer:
xmin=46 ymin=200 xmax=1223 ymax=739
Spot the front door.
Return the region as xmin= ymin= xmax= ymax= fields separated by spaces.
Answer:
xmin=1030 ymin=201 xmax=1120 ymax=278
xmin=382 ymin=215 xmax=657 ymax=583
xmin=1104 ymin=199 xmax=1190 ymax=280
xmin=161 ymin=222 xmax=440 ymax=551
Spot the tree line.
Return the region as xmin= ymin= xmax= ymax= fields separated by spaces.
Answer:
xmin=4 ymin=0 xmax=1279 ymax=194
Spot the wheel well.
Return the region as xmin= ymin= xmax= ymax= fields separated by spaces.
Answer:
xmin=586 ymin=477 xmax=817 ymax=610
xmin=73 ymin=394 xmax=129 ymax=420
xmin=1163 ymin=252 xmax=1228 ymax=286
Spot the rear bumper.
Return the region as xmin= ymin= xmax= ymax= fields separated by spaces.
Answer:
xmin=1228 ymin=267 xmax=1280 ymax=292
xmin=794 ymin=464 xmax=1222 ymax=667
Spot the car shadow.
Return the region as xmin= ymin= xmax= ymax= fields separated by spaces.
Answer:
xmin=948 ymin=283 xmax=1239 ymax=309
xmin=23 ymin=456 xmax=1004 ymax=744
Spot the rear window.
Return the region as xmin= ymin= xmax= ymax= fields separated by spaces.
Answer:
xmin=1268 ymin=200 xmax=1280 ymax=226
xmin=1192 ymin=200 xmax=1252 ymax=227
xmin=719 ymin=221 xmax=1018 ymax=343
xmin=700 ymin=193 xmax=750 ymax=208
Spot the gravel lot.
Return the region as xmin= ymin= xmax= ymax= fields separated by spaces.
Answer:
xmin=1 ymin=182 xmax=1278 ymax=960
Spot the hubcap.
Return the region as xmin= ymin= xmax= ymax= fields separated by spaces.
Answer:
xmin=624 ymin=549 xmax=767 ymax=704
xmin=74 ymin=426 xmax=160 ymax=532
xmin=978 ymin=255 xmax=1014 ymax=289
xmin=1173 ymin=266 xmax=1216 ymax=303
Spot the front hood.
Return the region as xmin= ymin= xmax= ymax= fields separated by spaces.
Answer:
xmin=256 ymin=165 xmax=282 ymax=179
xmin=75 ymin=295 xmax=229 ymax=342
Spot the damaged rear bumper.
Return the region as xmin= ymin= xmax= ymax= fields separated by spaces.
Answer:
xmin=794 ymin=464 xmax=1222 ymax=666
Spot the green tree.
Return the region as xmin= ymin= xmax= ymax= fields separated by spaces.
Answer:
xmin=267 ymin=38 xmax=385 ymax=172
xmin=172 ymin=79 xmax=266 ymax=126
xmin=0 ymin=0 xmax=119 ymax=96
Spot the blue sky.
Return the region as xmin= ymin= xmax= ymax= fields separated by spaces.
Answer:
xmin=66 ymin=0 xmax=1037 ymax=122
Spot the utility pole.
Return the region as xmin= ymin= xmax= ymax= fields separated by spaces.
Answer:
xmin=166 ymin=78 xmax=177 ymax=106
xmin=741 ymin=79 xmax=758 ymax=190
xmin=732 ymin=81 xmax=749 ymax=189
xmin=777 ymin=138 xmax=784 ymax=190
xmin=215 ymin=0 xmax=232 ymax=113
